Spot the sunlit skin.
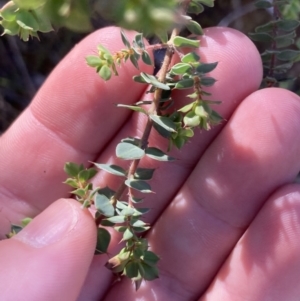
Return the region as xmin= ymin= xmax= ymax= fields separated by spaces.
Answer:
xmin=0 ymin=26 xmax=300 ymax=301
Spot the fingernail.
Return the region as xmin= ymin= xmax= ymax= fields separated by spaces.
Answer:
xmin=14 ymin=199 xmax=78 ymax=248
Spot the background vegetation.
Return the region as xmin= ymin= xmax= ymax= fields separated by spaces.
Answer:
xmin=0 ymin=0 xmax=300 ymax=134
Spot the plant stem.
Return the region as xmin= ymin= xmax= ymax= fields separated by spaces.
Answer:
xmin=108 ymin=27 xmax=180 ymax=210
xmin=267 ymin=0 xmax=282 ymax=87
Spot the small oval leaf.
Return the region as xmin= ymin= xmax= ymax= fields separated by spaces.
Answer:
xmin=134 ymin=168 xmax=155 ymax=180
xmin=95 ymin=228 xmax=111 ymax=254
xmin=116 ymin=142 xmax=145 ymax=160
xmin=99 ymin=65 xmax=112 ymax=81
xmin=186 ymin=19 xmax=203 ymax=35
xmin=171 ymin=63 xmax=192 ymax=75
xmin=149 ymin=115 xmax=177 ymax=132
xmin=175 ymin=78 xmax=194 ymax=89
xmin=173 ymin=36 xmax=200 ymax=48
xmin=95 ymin=193 xmax=115 ymax=217
xmin=117 ymin=104 xmax=147 ymax=114
xmin=145 ymin=147 xmax=175 ymax=161
xmin=93 ymin=163 xmax=126 ymax=177
xmin=196 ymin=62 xmax=218 ymax=74
xmin=181 ymin=52 xmax=200 ymax=63
xmin=125 ymin=179 xmax=152 ymax=193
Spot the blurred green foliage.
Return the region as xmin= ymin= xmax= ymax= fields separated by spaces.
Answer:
xmin=0 ymin=0 xmax=300 ymax=133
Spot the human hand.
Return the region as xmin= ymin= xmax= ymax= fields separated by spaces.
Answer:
xmin=0 ymin=27 xmax=300 ymax=301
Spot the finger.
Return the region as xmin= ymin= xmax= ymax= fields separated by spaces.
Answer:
xmin=0 ymin=199 xmax=96 ymax=301
xmin=104 ymin=88 xmax=300 ymax=300
xmin=0 ymin=27 xmax=153 ymax=227
xmin=201 ymin=183 xmax=300 ymax=301
xmin=79 ymin=27 xmax=262 ymax=300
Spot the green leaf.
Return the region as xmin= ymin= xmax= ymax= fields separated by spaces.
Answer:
xmin=140 ymin=72 xmax=170 ymax=90
xmin=78 ymin=168 xmax=97 ymax=182
xmin=85 ymin=55 xmax=103 ymax=67
xmin=195 ymin=104 xmax=208 ymax=117
xmin=149 ymin=115 xmax=177 ymax=132
xmin=130 ymin=54 xmax=139 ymax=69
xmin=133 ymin=226 xmax=151 ymax=233
xmin=32 ymin=8 xmax=53 ymax=33
xmin=132 ymin=220 xmax=148 ymax=227
xmin=122 ymin=228 xmax=134 ymax=241
xmin=276 ymin=49 xmax=300 ymax=61
xmin=116 ymin=142 xmax=145 ymax=160
xmin=200 ymin=77 xmax=217 ymax=86
xmin=133 ymin=74 xmax=148 ymax=84
xmin=114 ymin=226 xmax=127 ymax=232
xmin=198 ymin=0 xmax=215 ymax=7
xmin=145 ymin=147 xmax=175 ymax=161
xmin=99 ymin=65 xmax=112 ymax=81
xmin=121 ymin=30 xmax=131 ymax=48
xmin=254 ymin=0 xmax=273 ymax=9
xmin=152 ymin=120 xmax=172 ymax=139
xmin=97 ymin=44 xmax=112 ymax=57
xmin=178 ymin=102 xmax=195 ymax=113
xmin=63 ymin=178 xmax=79 ymax=188
xmin=93 ymin=163 xmax=126 ymax=177
xmin=196 ymin=62 xmax=218 ymax=74
xmin=100 ymin=219 xmax=115 ymax=227
xmin=7 ymin=225 xmax=21 ymax=237
xmin=1 ymin=19 xmax=20 ymax=36
xmin=187 ymin=2 xmax=204 ymax=14
xmin=106 ymin=215 xmax=126 ymax=223
xmin=21 ymin=217 xmax=32 ymax=227
xmin=1 ymin=2 xmax=18 ymax=21
xmin=121 ymin=137 xmax=141 ymax=146
xmin=16 ymin=9 xmax=39 ymax=31
xmin=173 ymin=36 xmax=200 ymax=48
xmin=248 ymin=32 xmax=273 ymax=43
xmin=117 ymin=104 xmax=147 ymax=114
xmin=134 ymin=33 xmax=145 ymax=49
xmin=139 ymin=262 xmax=159 ymax=280
xmin=64 ymin=162 xmax=84 ymax=177
xmin=175 ymin=78 xmax=194 ymax=89
xmin=13 ymin=0 xmax=46 ymax=10
xmin=95 ymin=193 xmax=115 ymax=217
xmin=255 ymin=21 xmax=275 ymax=33
xmin=210 ymin=110 xmax=223 ymax=124
xmin=71 ymin=188 xmax=86 ymax=197
xmin=273 ymin=62 xmax=294 ymax=71
xmin=142 ymin=251 xmax=160 ymax=266
xmin=171 ymin=63 xmax=192 ymax=75
xmin=124 ymin=261 xmax=139 ymax=278
xmin=181 ymin=52 xmax=200 ymax=63
xmin=277 ymin=20 xmax=300 ymax=32
xmin=133 ymin=207 xmax=150 ymax=216
xmin=125 ymin=179 xmax=152 ymax=193
xmin=141 ymin=51 xmax=153 ymax=66
xmin=186 ymin=19 xmax=203 ymax=35
xmin=254 ymin=19 xmax=299 ymax=34
xmin=131 ymin=197 xmax=144 ymax=203
xmin=275 ymin=31 xmax=295 ymax=48
xmin=184 ymin=111 xmax=201 ymax=127
xmin=95 ymin=228 xmax=111 ymax=254
xmin=120 ymin=206 xmax=135 ymax=217
xmin=98 ymin=186 xmax=115 ymax=199
xmin=116 ymin=201 xmax=128 ymax=210
xmin=134 ymin=168 xmax=155 ymax=180
xmin=156 ymin=30 xmax=168 ymax=43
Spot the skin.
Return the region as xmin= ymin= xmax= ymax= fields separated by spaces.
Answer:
xmin=0 ymin=26 xmax=300 ymax=301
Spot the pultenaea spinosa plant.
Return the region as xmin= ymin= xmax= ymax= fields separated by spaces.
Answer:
xmin=1 ymin=0 xmax=299 ymax=290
